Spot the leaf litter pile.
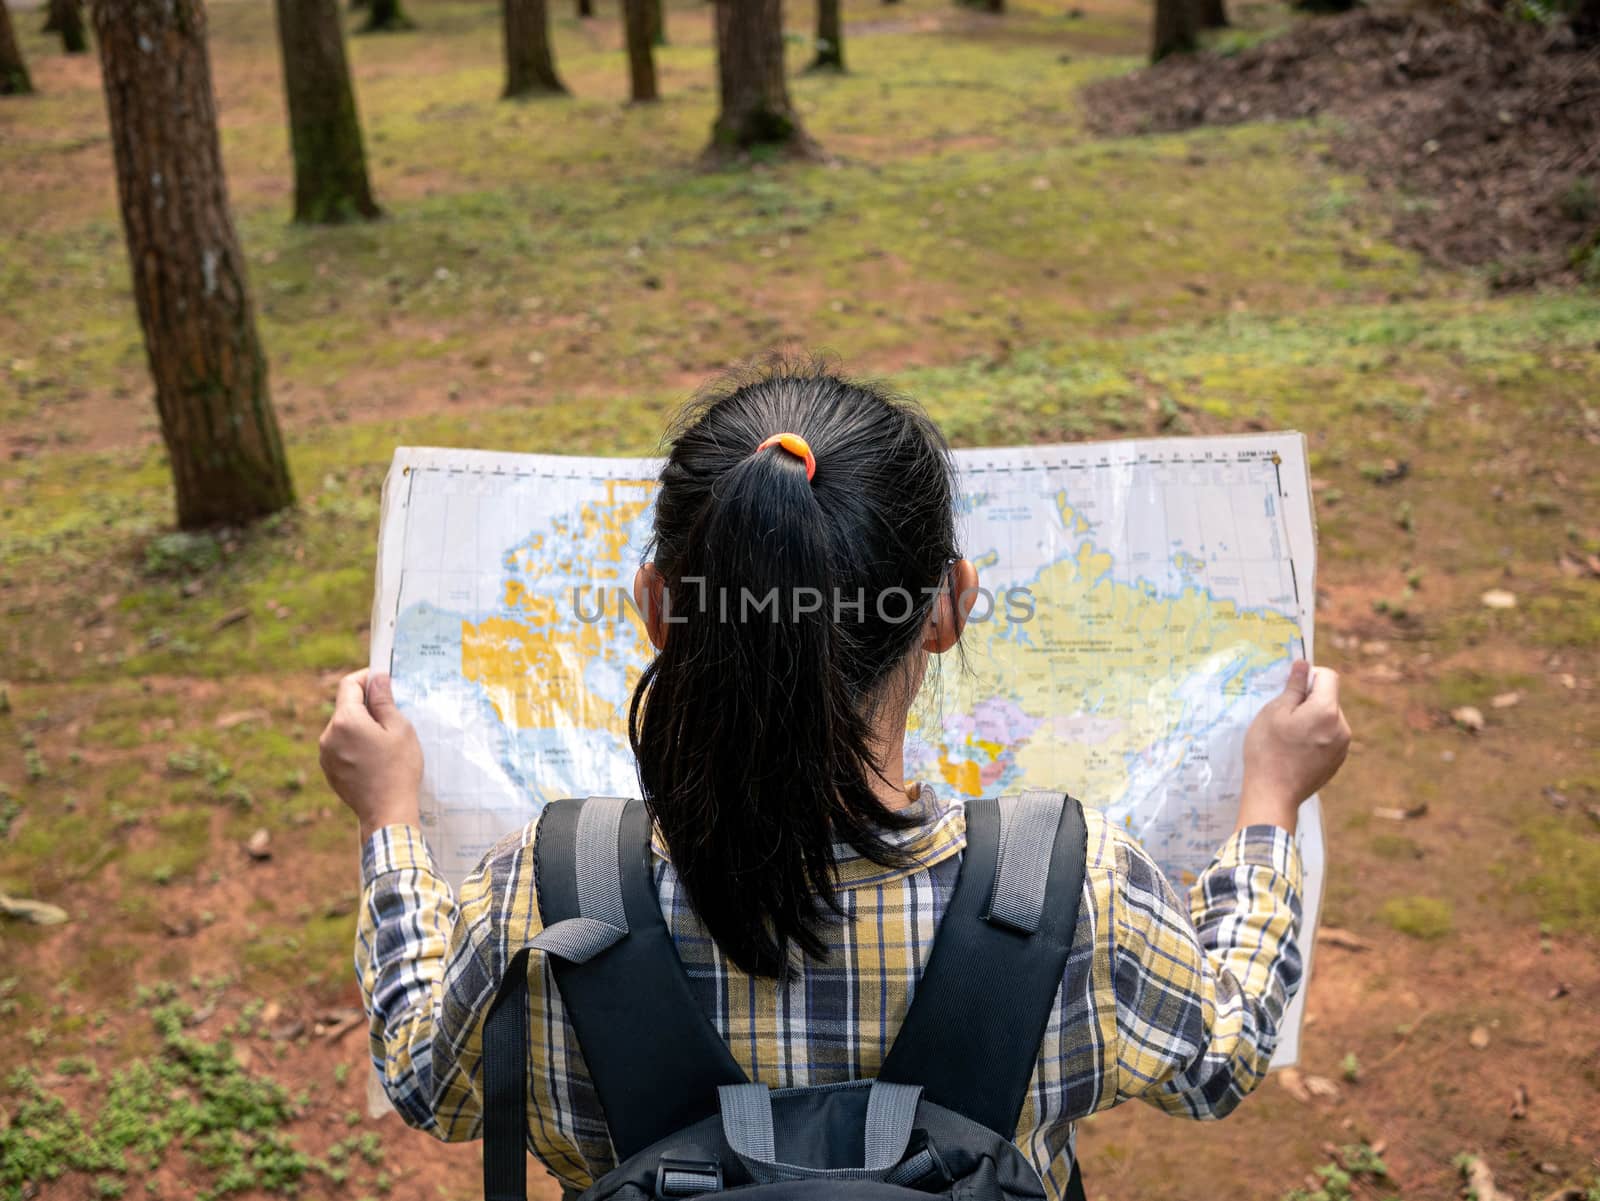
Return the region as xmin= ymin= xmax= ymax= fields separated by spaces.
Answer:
xmin=1084 ymin=5 xmax=1600 ymax=286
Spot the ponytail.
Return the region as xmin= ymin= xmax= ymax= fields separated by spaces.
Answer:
xmin=629 ymin=367 xmax=959 ymax=978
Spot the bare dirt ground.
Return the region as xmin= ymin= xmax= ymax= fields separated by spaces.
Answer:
xmin=1085 ymin=4 xmax=1600 ymax=287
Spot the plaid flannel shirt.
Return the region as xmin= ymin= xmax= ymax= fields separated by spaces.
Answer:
xmin=357 ymin=791 xmax=1303 ymax=1199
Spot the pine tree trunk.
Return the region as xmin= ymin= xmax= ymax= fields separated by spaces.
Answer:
xmin=577 ymin=0 xmax=592 ymax=15
xmin=622 ymin=0 xmax=657 ymax=101
xmin=88 ymin=0 xmax=295 ymax=529
xmin=708 ymin=0 xmax=815 ymax=158
xmin=648 ymin=0 xmax=665 ymax=44
xmin=1197 ymin=0 xmax=1227 ymax=27
xmin=53 ymin=0 xmax=88 ymax=52
xmin=504 ymin=0 xmax=567 ymax=97
xmin=810 ymin=0 xmax=843 ymax=70
xmin=0 ymin=0 xmax=32 ymax=94
xmin=1151 ymin=0 xmax=1198 ymax=61
xmin=360 ymin=0 xmax=413 ymax=32
xmin=276 ymin=0 xmax=380 ymax=223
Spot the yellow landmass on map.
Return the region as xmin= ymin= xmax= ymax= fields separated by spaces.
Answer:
xmin=461 ymin=481 xmax=654 ymax=736
xmin=934 ymin=534 xmax=1299 ymax=801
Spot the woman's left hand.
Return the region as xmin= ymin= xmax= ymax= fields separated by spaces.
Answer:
xmin=318 ymin=669 xmax=424 ymax=839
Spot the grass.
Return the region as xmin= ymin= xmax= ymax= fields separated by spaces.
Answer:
xmin=2 ymin=0 xmax=1598 ymax=1198
xmin=1378 ymin=895 xmax=1455 ymax=941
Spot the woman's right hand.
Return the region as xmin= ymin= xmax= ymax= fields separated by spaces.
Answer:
xmin=1237 ymin=660 xmax=1350 ymax=833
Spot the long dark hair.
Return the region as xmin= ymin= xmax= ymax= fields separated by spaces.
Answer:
xmin=628 ymin=365 xmax=961 ymax=978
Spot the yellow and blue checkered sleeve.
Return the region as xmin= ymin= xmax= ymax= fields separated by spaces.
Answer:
xmin=356 ymin=819 xmax=544 ymax=1141
xmin=1109 ymin=823 xmax=1304 ymax=1118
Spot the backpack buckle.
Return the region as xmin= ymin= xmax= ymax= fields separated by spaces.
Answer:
xmin=656 ymin=1156 xmax=723 ymax=1197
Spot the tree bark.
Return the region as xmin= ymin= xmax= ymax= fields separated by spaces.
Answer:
xmin=504 ymin=0 xmax=567 ymax=97
xmin=622 ymin=0 xmax=657 ymax=101
xmin=708 ymin=0 xmax=815 ymax=158
xmin=648 ymin=0 xmax=665 ymax=44
xmin=1 ymin=0 xmax=32 ymax=94
xmin=276 ymin=0 xmax=380 ymax=223
xmin=1197 ymin=0 xmax=1227 ymax=28
xmin=88 ymin=0 xmax=295 ymax=529
xmin=51 ymin=0 xmax=88 ymax=52
xmin=810 ymin=0 xmax=843 ymax=70
xmin=360 ymin=0 xmax=413 ymax=32
xmin=577 ymin=0 xmax=592 ymax=15
xmin=1151 ymin=0 xmax=1198 ymax=61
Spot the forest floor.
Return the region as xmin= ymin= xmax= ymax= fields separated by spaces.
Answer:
xmin=1 ymin=1 xmax=1598 ymax=1200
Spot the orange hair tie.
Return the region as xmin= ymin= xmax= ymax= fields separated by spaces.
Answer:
xmin=755 ymin=432 xmax=817 ymax=482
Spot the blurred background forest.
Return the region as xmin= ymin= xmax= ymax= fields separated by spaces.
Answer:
xmin=1 ymin=0 xmax=1598 ymax=1198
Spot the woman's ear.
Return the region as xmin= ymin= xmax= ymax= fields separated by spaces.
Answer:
xmin=633 ymin=563 xmax=670 ymax=650
xmin=922 ymin=558 xmax=979 ymax=655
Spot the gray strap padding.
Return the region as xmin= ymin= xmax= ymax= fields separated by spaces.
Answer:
xmin=988 ymin=789 xmax=1064 ymax=934
xmin=717 ymin=1083 xmax=776 ymax=1163
xmin=526 ymin=916 xmax=624 ymax=963
xmin=862 ymin=1081 xmax=922 ymax=1170
xmin=529 ymin=796 xmax=630 ymax=964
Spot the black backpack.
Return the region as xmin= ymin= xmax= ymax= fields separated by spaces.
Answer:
xmin=482 ymin=792 xmax=1089 ymax=1201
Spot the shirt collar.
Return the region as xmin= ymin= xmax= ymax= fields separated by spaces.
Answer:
xmin=649 ymin=784 xmax=967 ymax=891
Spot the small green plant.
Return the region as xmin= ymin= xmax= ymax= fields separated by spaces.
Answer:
xmin=1340 ymin=1052 xmax=1360 ymax=1083
xmin=1283 ymin=1144 xmax=1388 ymax=1201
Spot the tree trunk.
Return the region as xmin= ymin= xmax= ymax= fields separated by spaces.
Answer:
xmin=1150 ymin=0 xmax=1198 ymax=61
xmin=360 ymin=0 xmax=413 ymax=32
xmin=504 ymin=0 xmax=567 ymax=97
xmin=622 ymin=0 xmax=657 ymax=101
xmin=276 ymin=0 xmax=380 ymax=223
xmin=88 ymin=0 xmax=295 ymax=529
xmin=956 ymin=0 xmax=1003 ymax=11
xmin=648 ymin=0 xmax=665 ymax=44
xmin=810 ymin=0 xmax=843 ymax=70
xmin=1197 ymin=0 xmax=1227 ymax=28
xmin=52 ymin=0 xmax=88 ymax=52
xmin=708 ymin=0 xmax=815 ymax=158
xmin=577 ymin=0 xmax=592 ymax=15
xmin=0 ymin=0 xmax=32 ymax=94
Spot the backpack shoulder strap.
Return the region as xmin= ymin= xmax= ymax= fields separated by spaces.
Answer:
xmin=482 ymin=796 xmax=746 ymax=1200
xmin=877 ymin=789 xmax=1088 ymax=1139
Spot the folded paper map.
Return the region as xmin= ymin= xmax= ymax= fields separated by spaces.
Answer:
xmin=369 ymin=434 xmax=1324 ymax=1066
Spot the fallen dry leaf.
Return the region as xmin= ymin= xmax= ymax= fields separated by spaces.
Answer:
xmin=1319 ymin=927 xmax=1371 ymax=951
xmin=1451 ymin=705 xmax=1486 ymax=732
xmin=1278 ymin=1067 xmax=1312 ymax=1103
xmin=1490 ymin=691 xmax=1522 ymax=709
xmin=1557 ymin=672 xmax=1576 ymax=689
xmin=1480 ymin=588 xmax=1518 ymax=609
xmin=1459 ymin=1155 xmax=1516 ymax=1201
xmin=1469 ymin=1025 xmax=1492 ymax=1050
xmin=1373 ymin=802 xmax=1428 ymax=821
xmin=1304 ymin=1075 xmax=1341 ymax=1100
xmin=0 ymin=893 xmax=69 ymax=926
xmin=215 ymin=707 xmax=270 ymax=729
xmin=1547 ymin=982 xmax=1569 ymax=1000
xmin=1510 ymin=1084 xmax=1529 ymax=1119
